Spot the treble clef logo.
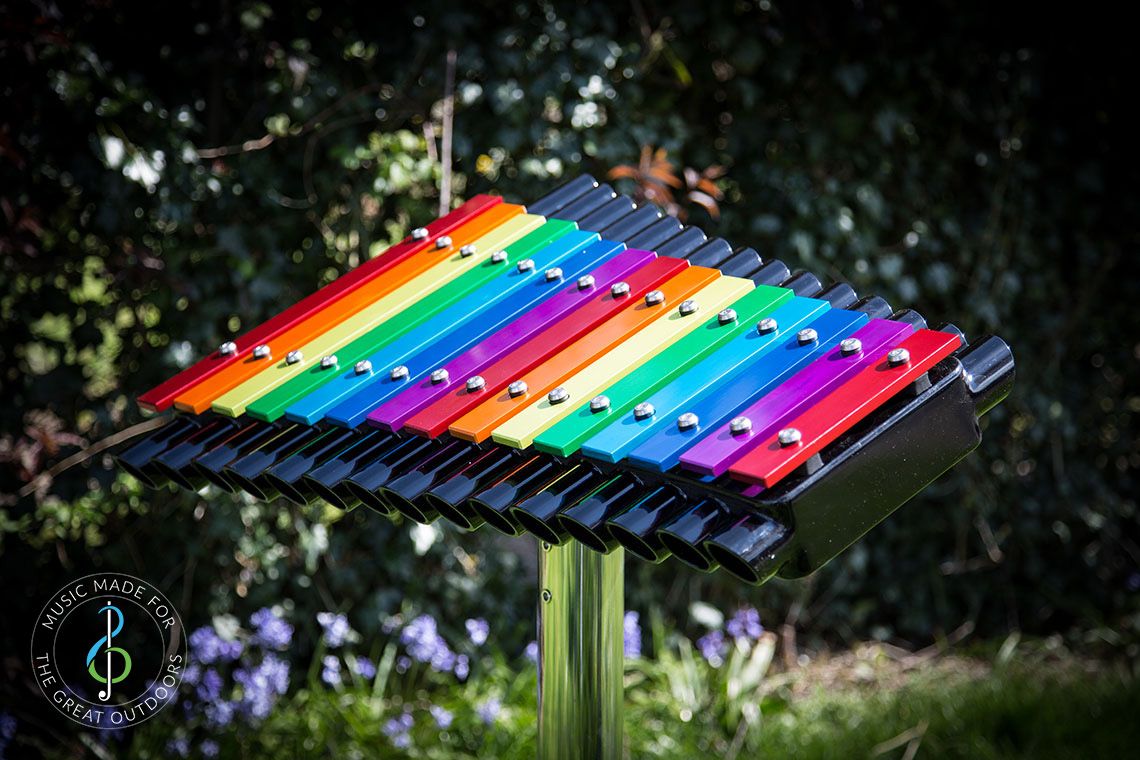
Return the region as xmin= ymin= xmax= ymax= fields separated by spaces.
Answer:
xmin=85 ymin=602 xmax=132 ymax=701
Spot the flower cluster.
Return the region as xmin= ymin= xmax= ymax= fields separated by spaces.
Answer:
xmin=351 ymin=655 xmax=377 ymax=680
xmin=317 ymin=611 xmax=352 ymax=648
xmin=398 ymin=614 xmax=471 ymax=679
xmin=383 ymin=710 xmax=414 ymax=749
xmin=726 ymin=607 xmax=763 ymax=641
xmin=430 ymin=704 xmax=454 ymax=729
xmin=465 ymin=617 xmax=489 ymax=646
xmin=174 ymin=609 xmax=295 ymax=753
xmin=188 ymin=626 xmax=243 ymax=664
xmin=321 ymin=655 xmax=342 ymax=687
xmin=250 ymin=607 xmax=293 ymax=650
xmin=476 ymin=696 xmax=502 ymax=726
xmin=696 ymin=605 xmax=764 ymax=667
xmin=233 ymin=654 xmax=290 ymax=720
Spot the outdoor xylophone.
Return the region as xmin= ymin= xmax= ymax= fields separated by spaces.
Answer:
xmin=116 ymin=175 xmax=1014 ymax=586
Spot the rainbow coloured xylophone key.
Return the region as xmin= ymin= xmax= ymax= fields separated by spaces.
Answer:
xmin=117 ymin=176 xmax=1014 ymax=585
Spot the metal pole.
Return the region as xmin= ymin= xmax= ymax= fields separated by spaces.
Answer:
xmin=537 ymin=540 xmax=624 ymax=760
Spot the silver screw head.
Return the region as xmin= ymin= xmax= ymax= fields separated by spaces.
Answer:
xmin=355 ymin=360 xmax=373 ymax=376
xmin=679 ymin=299 xmax=699 ymax=316
xmin=252 ymin=344 xmax=271 ymax=360
xmin=466 ymin=375 xmax=486 ymax=392
xmin=516 ymin=257 xmax=535 ymax=272
xmin=677 ymin=412 xmax=699 ymax=430
xmin=547 ymin=386 xmax=569 ymax=404
xmin=730 ymin=416 xmax=753 ymax=435
xmin=778 ymin=427 xmax=803 ymax=447
xmin=797 ymin=328 xmax=818 ymax=345
xmin=888 ymin=347 xmax=911 ymax=366
xmin=644 ymin=289 xmax=665 ymax=306
xmin=460 ymin=244 xmax=477 ymax=257
xmin=320 ymin=355 xmax=338 ymax=369
xmin=757 ymin=317 xmax=778 ymax=334
xmin=589 ymin=395 xmax=610 ymax=413
xmin=508 ymin=380 xmax=529 ymax=398
xmin=218 ymin=340 xmax=238 ymax=356
xmin=491 ymin=250 xmax=509 ymax=264
xmin=577 ymin=274 xmax=596 ymax=290
xmin=430 ymin=368 xmax=450 ymax=384
xmin=633 ymin=402 xmax=656 ymax=420
xmin=545 ymin=267 xmax=563 ymax=282
xmin=389 ymin=364 xmax=409 ymax=380
xmin=718 ymin=308 xmax=738 ymax=325
xmin=840 ymin=338 xmax=863 ymax=356
xmin=611 ymin=281 xmax=630 ymax=298
xmin=411 ymin=227 xmax=429 ymax=241
xmin=435 ymin=235 xmax=453 ymax=249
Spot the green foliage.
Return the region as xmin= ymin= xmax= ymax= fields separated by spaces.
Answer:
xmin=1 ymin=1 xmax=1138 ymax=752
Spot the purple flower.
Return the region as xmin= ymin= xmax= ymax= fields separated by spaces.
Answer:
xmin=465 ymin=617 xmax=490 ymax=646
xmin=454 ymin=654 xmax=470 ymax=681
xmin=321 ymin=655 xmax=342 ymax=686
xmin=525 ymin=641 xmax=539 ymax=664
xmin=203 ymin=700 xmax=235 ymax=729
xmin=383 ymin=710 xmax=414 ymax=748
xmin=250 ymin=608 xmax=293 ymax=650
xmin=430 ymin=704 xmax=454 ymax=729
xmin=623 ymin=611 xmax=642 ymax=659
xmin=725 ymin=607 xmax=763 ymax=642
xmin=200 ymin=739 xmax=220 ymax=758
xmin=697 ymin=630 xmax=726 ymax=667
xmin=352 ymin=656 xmax=377 ymax=679
xmin=401 ymin=615 xmax=442 ymax=662
xmin=399 ymin=614 xmax=466 ymax=675
xmin=317 ymin=612 xmax=352 ymax=648
xmin=196 ymin=668 xmax=224 ymax=702
xmin=476 ymin=696 xmax=501 ymax=725
xmin=234 ymin=654 xmax=290 ymax=720
xmin=189 ymin=626 xmax=243 ymax=664
xmin=430 ymin=642 xmax=457 ymax=673
xmin=182 ymin=663 xmax=202 ymax=686
xmin=166 ymin=737 xmax=190 ymax=758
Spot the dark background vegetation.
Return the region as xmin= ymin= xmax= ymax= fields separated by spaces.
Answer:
xmin=1 ymin=0 xmax=1137 ymax=753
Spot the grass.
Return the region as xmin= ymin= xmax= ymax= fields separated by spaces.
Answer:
xmin=716 ymin=648 xmax=1138 ymax=759
xmin=118 ymin=636 xmax=1138 ymax=759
